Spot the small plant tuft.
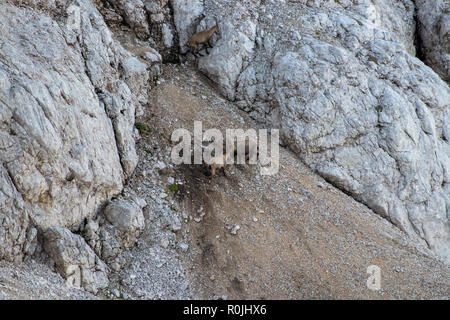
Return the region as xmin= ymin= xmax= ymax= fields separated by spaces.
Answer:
xmin=135 ymin=122 xmax=150 ymax=135
xmin=167 ymin=183 xmax=179 ymax=193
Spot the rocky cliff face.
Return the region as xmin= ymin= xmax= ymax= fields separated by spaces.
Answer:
xmin=194 ymin=0 xmax=450 ymax=264
xmin=0 ymin=0 xmax=449 ymax=298
xmin=0 ymin=0 xmax=157 ymax=292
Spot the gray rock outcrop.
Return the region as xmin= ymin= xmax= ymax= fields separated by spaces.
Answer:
xmin=94 ymin=0 xmax=176 ymax=60
xmin=0 ymin=165 xmax=34 ymax=263
xmin=43 ymin=227 xmax=109 ymax=294
xmin=104 ymin=198 xmax=146 ymax=248
xmin=104 ymin=0 xmax=150 ymax=39
xmin=0 ymin=0 xmax=149 ymax=262
xmin=82 ymin=196 xmax=146 ymax=272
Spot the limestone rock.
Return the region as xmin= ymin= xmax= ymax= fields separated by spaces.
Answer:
xmin=0 ymin=0 xmax=154 ymax=260
xmin=171 ymin=0 xmax=204 ymax=53
xmin=103 ymin=199 xmax=146 ymax=248
xmin=82 ymin=195 xmax=146 ymax=271
xmin=198 ymin=0 xmax=450 ymax=263
xmin=106 ymin=0 xmax=150 ymax=39
xmin=121 ymin=56 xmax=150 ymax=104
xmin=84 ymin=219 xmax=126 ymax=272
xmin=43 ymin=227 xmax=109 ymax=294
xmin=198 ymin=15 xmax=256 ymax=101
xmin=0 ymin=2 xmax=123 ymax=234
xmin=416 ymin=0 xmax=450 ymax=81
xmin=0 ymin=166 xmax=33 ymax=262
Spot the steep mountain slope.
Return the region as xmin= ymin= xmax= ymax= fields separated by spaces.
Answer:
xmin=0 ymin=0 xmax=449 ymax=299
xmin=116 ymin=64 xmax=449 ymax=299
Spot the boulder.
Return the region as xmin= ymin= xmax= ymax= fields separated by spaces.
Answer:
xmin=43 ymin=227 xmax=109 ymax=294
xmin=106 ymin=0 xmax=150 ymax=39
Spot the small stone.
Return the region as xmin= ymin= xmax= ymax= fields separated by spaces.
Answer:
xmin=162 ymin=24 xmax=173 ymax=48
xmin=231 ymin=224 xmax=240 ymax=235
xmin=179 ymin=242 xmax=189 ymax=252
xmin=113 ymin=289 xmax=120 ymax=298
xmin=201 ymin=95 xmax=207 ymax=100
xmin=317 ymin=181 xmax=327 ymax=189
xmin=160 ymin=238 xmax=169 ymax=249
xmin=171 ymin=222 xmax=182 ymax=232
xmin=181 ymin=282 xmax=189 ymax=290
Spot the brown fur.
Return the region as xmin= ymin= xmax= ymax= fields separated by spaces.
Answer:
xmin=210 ymin=150 xmax=233 ymax=177
xmin=209 ymin=136 xmax=258 ymax=177
xmin=187 ymin=17 xmax=219 ymax=57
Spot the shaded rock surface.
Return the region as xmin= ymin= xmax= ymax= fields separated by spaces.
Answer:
xmin=171 ymin=0 xmax=204 ymax=54
xmin=416 ymin=0 xmax=450 ymax=82
xmin=94 ymin=0 xmax=177 ymax=60
xmin=105 ymin=0 xmax=150 ymax=39
xmin=0 ymin=0 xmax=449 ymax=300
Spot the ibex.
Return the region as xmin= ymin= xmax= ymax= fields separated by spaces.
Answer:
xmin=209 ymin=136 xmax=259 ymax=177
xmin=210 ymin=148 xmax=234 ymax=177
xmin=187 ymin=17 xmax=219 ymax=57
